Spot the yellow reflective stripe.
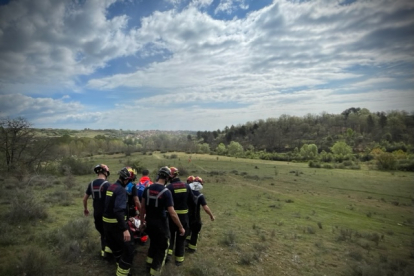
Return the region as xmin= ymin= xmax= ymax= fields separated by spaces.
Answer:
xmin=103 ymin=217 xmax=117 ymax=223
xmin=174 ymin=188 xmax=187 ymax=193
xmin=150 ymin=268 xmax=159 ymax=276
xmin=105 ymin=246 xmax=112 ymax=253
xmin=175 ymin=209 xmax=188 ymax=214
xmin=168 ymin=249 xmax=173 ymax=255
xmin=101 ymin=250 xmax=105 ymax=257
xmin=188 ymin=243 xmax=197 ymax=250
xmin=106 ymin=191 xmax=113 ymax=196
xmin=116 ymin=264 xmax=130 ymax=275
xmin=175 ymin=256 xmax=184 ymax=262
xmin=146 ymin=256 xmax=153 ymax=264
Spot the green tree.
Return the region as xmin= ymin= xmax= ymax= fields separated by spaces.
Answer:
xmin=199 ymin=143 xmax=210 ymax=154
xmin=300 ymin=144 xmax=318 ymax=160
xmin=331 ymin=141 xmax=352 ymax=155
xmin=216 ymin=143 xmax=227 ymax=155
xmin=227 ymin=141 xmax=244 ymax=157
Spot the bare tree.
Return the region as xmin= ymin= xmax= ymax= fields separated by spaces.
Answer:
xmin=0 ymin=117 xmax=34 ymax=172
xmin=0 ymin=117 xmax=56 ymax=176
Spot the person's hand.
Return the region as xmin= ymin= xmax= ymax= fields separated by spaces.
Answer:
xmin=210 ymin=215 xmax=215 ymax=221
xmin=84 ymin=209 xmax=89 ymax=216
xmin=123 ymin=230 xmax=131 ymax=242
xmin=179 ymin=227 xmax=185 ymax=236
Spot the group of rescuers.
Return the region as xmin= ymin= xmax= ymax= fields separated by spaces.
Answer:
xmin=82 ymin=164 xmax=215 ymax=276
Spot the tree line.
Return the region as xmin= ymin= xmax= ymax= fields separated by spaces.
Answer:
xmin=1 ymin=107 xmax=413 ymax=178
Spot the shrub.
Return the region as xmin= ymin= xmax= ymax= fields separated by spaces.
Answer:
xmin=376 ymin=152 xmax=397 ymax=170
xmin=59 ymin=157 xmax=93 ymax=175
xmin=7 ymin=193 xmax=48 ymax=223
xmin=239 ymin=252 xmax=254 ymax=265
xmin=221 ymin=230 xmax=237 ymax=247
xmin=0 ymin=222 xmax=18 ymax=246
xmin=61 ymin=240 xmax=82 ymax=263
xmin=323 ymin=164 xmax=333 ymax=169
xmin=397 ymin=160 xmax=414 ymax=172
xmin=16 ymin=246 xmax=54 ymax=276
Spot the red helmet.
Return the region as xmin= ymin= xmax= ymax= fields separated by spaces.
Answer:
xmin=186 ymin=175 xmax=195 ymax=184
xmin=169 ymin=167 xmax=179 ymax=178
xmin=94 ymin=164 xmax=110 ymax=177
xmin=126 ymin=167 xmax=137 ymax=181
xmin=194 ymin=176 xmax=203 ymax=185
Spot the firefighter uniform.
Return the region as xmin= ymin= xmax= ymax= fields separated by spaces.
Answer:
xmin=166 ymin=178 xmax=194 ymax=265
xmin=142 ymin=183 xmax=174 ymax=276
xmin=103 ymin=180 xmax=134 ymax=276
xmin=85 ymin=178 xmax=112 ymax=257
xmin=187 ymin=190 xmax=207 ymax=252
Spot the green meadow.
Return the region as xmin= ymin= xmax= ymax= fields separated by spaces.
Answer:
xmin=0 ymin=151 xmax=413 ymax=276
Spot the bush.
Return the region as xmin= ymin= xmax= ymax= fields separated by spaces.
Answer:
xmin=397 ymin=160 xmax=414 ymax=172
xmin=376 ymin=152 xmax=397 ymax=170
xmin=59 ymin=157 xmax=93 ymax=175
xmin=16 ymin=246 xmax=54 ymax=276
xmin=7 ymin=193 xmax=48 ymax=223
xmin=221 ymin=230 xmax=237 ymax=247
xmin=61 ymin=218 xmax=91 ymax=240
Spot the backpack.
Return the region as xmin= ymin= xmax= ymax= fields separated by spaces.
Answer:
xmin=146 ymin=188 xmax=168 ymax=207
xmin=90 ymin=180 xmax=109 ymax=199
xmin=137 ymin=180 xmax=149 ymax=200
xmin=191 ymin=193 xmax=203 ymax=219
xmin=126 ymin=182 xmax=135 ymax=195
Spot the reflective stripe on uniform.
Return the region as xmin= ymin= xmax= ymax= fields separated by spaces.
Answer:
xmin=103 ymin=217 xmax=117 ymax=223
xmin=146 ymin=256 xmax=153 ymax=264
xmin=150 ymin=268 xmax=159 ymax=276
xmin=174 ymin=188 xmax=187 ymax=193
xmin=116 ymin=264 xmax=130 ymax=276
xmin=175 ymin=256 xmax=184 ymax=262
xmin=168 ymin=249 xmax=173 ymax=255
xmin=188 ymin=243 xmax=197 ymax=250
xmin=175 ymin=209 xmax=188 ymax=214
xmin=106 ymin=191 xmax=113 ymax=197
xmin=105 ymin=246 xmax=112 ymax=253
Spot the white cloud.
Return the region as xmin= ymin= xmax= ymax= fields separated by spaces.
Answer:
xmin=215 ymin=0 xmax=248 ymax=15
xmin=0 ymin=0 xmax=142 ymax=93
xmin=0 ymin=0 xmax=413 ymax=130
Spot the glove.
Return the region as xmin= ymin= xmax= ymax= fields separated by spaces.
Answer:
xmin=84 ymin=209 xmax=89 ymax=216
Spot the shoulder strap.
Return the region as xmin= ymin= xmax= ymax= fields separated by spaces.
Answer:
xmin=146 ymin=188 xmax=168 ymax=207
xmin=91 ymin=180 xmax=108 ymax=199
xmin=195 ymin=193 xmax=203 ymax=204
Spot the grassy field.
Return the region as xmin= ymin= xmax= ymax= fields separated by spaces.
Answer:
xmin=0 ymin=151 xmax=413 ymax=276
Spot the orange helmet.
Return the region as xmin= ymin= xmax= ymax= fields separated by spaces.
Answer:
xmin=186 ymin=175 xmax=195 ymax=184
xmin=169 ymin=167 xmax=179 ymax=178
xmin=194 ymin=176 xmax=203 ymax=185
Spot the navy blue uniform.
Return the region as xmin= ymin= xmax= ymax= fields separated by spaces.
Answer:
xmin=188 ymin=191 xmax=207 ymax=251
xmin=85 ymin=178 xmax=111 ymax=256
xmin=103 ymin=180 xmax=134 ymax=276
xmin=143 ymin=183 xmax=174 ymax=275
xmin=166 ymin=178 xmax=194 ymax=264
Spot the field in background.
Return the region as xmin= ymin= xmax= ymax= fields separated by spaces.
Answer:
xmin=0 ymin=151 xmax=413 ymax=276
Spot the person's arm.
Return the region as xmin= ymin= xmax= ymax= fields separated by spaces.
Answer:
xmin=82 ymin=194 xmax=89 ymax=216
xmin=167 ymin=206 xmax=185 ymax=235
xmin=203 ymin=205 xmax=215 ymax=221
xmin=133 ymin=195 xmax=141 ymax=212
xmin=113 ymin=188 xmax=130 ymax=241
xmin=139 ymin=197 xmax=146 ymax=232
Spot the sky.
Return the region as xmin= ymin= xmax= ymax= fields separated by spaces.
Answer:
xmin=0 ymin=0 xmax=413 ymax=131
